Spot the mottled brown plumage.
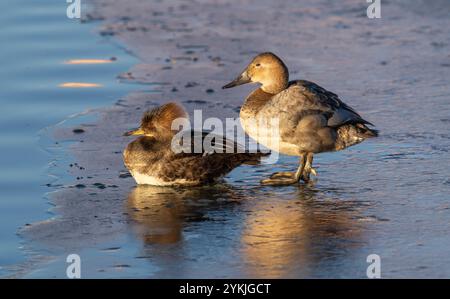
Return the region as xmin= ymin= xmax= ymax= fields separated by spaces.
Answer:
xmin=223 ymin=52 xmax=378 ymax=185
xmin=123 ymin=102 xmax=267 ymax=186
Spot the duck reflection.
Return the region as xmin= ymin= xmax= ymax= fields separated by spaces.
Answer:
xmin=240 ymin=186 xmax=366 ymax=278
xmin=126 ymin=184 xmax=367 ymax=278
xmin=126 ymin=184 xmax=243 ymax=245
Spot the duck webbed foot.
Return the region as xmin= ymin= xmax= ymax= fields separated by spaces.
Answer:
xmin=300 ymin=167 xmax=317 ymax=183
xmin=261 ymin=175 xmax=298 ymax=185
xmin=269 ymin=171 xmax=295 ymax=179
xmin=260 ymin=154 xmax=309 ymax=186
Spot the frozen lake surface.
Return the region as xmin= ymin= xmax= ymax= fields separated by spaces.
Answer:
xmin=5 ymin=0 xmax=450 ymax=278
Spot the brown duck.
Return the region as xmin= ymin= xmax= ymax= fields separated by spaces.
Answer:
xmin=123 ymin=102 xmax=267 ymax=186
xmin=223 ymin=52 xmax=378 ymax=185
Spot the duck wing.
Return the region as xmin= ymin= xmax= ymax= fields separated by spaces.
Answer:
xmin=273 ymin=80 xmax=373 ymax=127
xmin=170 ymin=130 xmax=267 ymax=180
xmin=172 ymin=130 xmax=268 ymax=157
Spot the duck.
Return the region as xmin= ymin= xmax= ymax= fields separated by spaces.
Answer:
xmin=222 ymin=52 xmax=378 ymax=185
xmin=123 ymin=102 xmax=267 ymax=186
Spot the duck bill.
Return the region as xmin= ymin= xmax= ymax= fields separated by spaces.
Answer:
xmin=123 ymin=127 xmax=145 ymax=136
xmin=222 ymin=72 xmax=251 ymax=89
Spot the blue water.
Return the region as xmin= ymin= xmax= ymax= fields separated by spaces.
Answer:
xmin=0 ymin=0 xmax=137 ymax=276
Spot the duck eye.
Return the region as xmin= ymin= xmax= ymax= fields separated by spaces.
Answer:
xmin=255 ymin=63 xmax=261 ymax=67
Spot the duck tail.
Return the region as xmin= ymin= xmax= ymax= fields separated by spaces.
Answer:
xmin=335 ymin=123 xmax=378 ymax=151
xmin=355 ymin=123 xmax=378 ymax=138
xmin=240 ymin=151 xmax=271 ymax=165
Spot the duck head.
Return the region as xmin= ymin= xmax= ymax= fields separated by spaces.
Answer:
xmin=124 ymin=102 xmax=188 ymax=139
xmin=222 ymin=52 xmax=289 ymax=94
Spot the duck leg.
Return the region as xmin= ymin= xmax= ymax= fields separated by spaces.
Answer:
xmin=300 ymin=153 xmax=317 ymax=182
xmin=261 ymin=155 xmax=306 ymax=185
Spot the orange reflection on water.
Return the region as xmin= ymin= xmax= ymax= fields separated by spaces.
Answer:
xmin=127 ymin=186 xmax=185 ymax=244
xmin=240 ymin=190 xmax=365 ymax=278
xmin=59 ymin=82 xmax=102 ymax=88
xmin=126 ymin=184 xmax=366 ymax=278
xmin=64 ymin=59 xmax=113 ymax=65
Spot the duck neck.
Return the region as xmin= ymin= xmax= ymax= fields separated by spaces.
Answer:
xmin=261 ymin=81 xmax=288 ymax=94
xmin=260 ymin=68 xmax=289 ymax=94
xmin=241 ymin=88 xmax=273 ymax=116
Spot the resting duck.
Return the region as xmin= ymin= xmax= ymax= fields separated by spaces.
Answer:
xmin=123 ymin=102 xmax=267 ymax=186
xmin=223 ymin=52 xmax=378 ymax=185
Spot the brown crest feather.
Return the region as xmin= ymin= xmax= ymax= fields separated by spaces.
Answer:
xmin=142 ymin=102 xmax=188 ymax=131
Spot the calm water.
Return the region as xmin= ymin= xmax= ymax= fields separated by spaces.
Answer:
xmin=4 ymin=0 xmax=450 ymax=278
xmin=0 ymin=0 xmax=137 ymax=277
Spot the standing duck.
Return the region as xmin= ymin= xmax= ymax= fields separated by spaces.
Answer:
xmin=223 ymin=52 xmax=378 ymax=185
xmin=123 ymin=102 xmax=267 ymax=186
